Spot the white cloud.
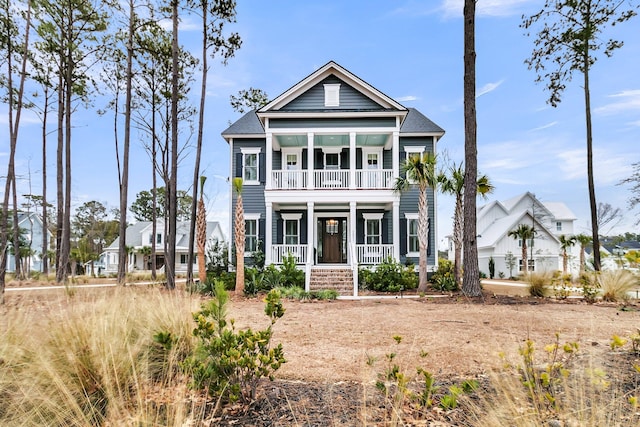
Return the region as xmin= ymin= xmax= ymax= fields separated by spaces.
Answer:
xmin=395 ymin=95 xmax=418 ymax=102
xmin=556 ymin=148 xmax=633 ymax=185
xmin=594 ymin=89 xmax=640 ymax=115
xmin=528 ymin=121 xmax=558 ymax=132
xmin=440 ymin=0 xmax=536 ymax=19
xmin=477 ymin=80 xmax=504 ymax=98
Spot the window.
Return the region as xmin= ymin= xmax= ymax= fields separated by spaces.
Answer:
xmin=405 ymin=213 xmax=419 ymax=255
xmin=245 ymin=218 xmax=258 ymax=253
xmin=157 ymin=233 xmax=162 ymax=244
xmin=404 ymin=146 xmax=425 ymax=183
xmin=324 ymin=83 xmax=340 ymax=107
xmin=519 ymin=259 xmax=535 ymax=271
xmin=363 ymin=213 xmax=383 ymax=245
xmin=325 ymin=153 xmax=339 ymax=170
xmin=285 ymin=220 xmax=299 ymax=244
xmin=556 ymin=221 xmax=562 ymax=231
xmin=366 ymin=152 xmax=379 ymax=169
xmin=518 ymin=238 xmax=533 ymax=248
xmin=241 ymin=148 xmax=261 ymax=184
xmin=180 ymin=254 xmax=188 ymax=264
xmin=286 ymin=153 xmax=299 ymax=170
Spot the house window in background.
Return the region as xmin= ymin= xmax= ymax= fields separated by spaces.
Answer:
xmin=241 ymin=147 xmax=261 ymax=184
xmin=405 ymin=213 xmax=419 ymax=255
xmin=244 ymin=214 xmax=260 ymax=253
xmin=556 ymin=221 xmax=562 ymax=231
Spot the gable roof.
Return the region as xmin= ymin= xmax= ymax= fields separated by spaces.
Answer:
xmin=106 ymin=221 xmax=224 ymax=249
xmin=478 ymin=211 xmax=559 ymax=249
xmin=259 ymin=61 xmax=407 ymax=113
xmin=400 ymin=108 xmax=445 ymax=135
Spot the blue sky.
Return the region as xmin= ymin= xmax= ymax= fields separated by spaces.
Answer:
xmin=3 ymin=0 xmax=639 ymax=247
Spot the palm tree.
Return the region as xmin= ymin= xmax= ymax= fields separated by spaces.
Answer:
xmin=574 ymin=234 xmax=592 ymax=274
xmin=439 ymin=163 xmax=494 ymax=288
xmin=233 ymin=178 xmax=245 ymax=294
xmin=558 ymin=234 xmax=576 ymax=275
xmin=508 ymin=224 xmax=535 ymax=274
xmin=196 ymin=176 xmax=207 ymax=284
xmin=394 ymin=152 xmax=437 ymax=292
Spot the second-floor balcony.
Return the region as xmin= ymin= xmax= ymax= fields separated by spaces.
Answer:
xmin=271 ymin=169 xmax=394 ymax=190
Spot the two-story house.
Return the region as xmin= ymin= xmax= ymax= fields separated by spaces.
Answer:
xmin=5 ymin=211 xmax=52 ymax=274
xmin=223 ymin=61 xmax=445 ymax=296
xmin=456 ymin=192 xmax=577 ymax=277
xmin=102 ymin=220 xmax=225 ymax=275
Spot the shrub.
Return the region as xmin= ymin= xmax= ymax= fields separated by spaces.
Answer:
xmin=525 ymin=272 xmax=551 ymax=297
xmin=183 ymin=282 xmax=286 ymax=414
xmin=488 ymin=256 xmax=495 ymax=279
xmin=580 ymin=272 xmax=600 ymax=304
xmin=278 ymin=253 xmax=304 ymax=288
xmin=358 ymin=257 xmax=418 ymax=292
xmin=431 ymin=259 xmax=457 ymax=292
xmin=598 ymin=270 xmax=637 ymax=302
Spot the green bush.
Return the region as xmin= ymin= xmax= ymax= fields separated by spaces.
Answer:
xmin=182 ymin=282 xmax=286 ymax=413
xmin=431 ymin=259 xmax=457 ymax=292
xmin=358 ymin=257 xmax=418 ymax=292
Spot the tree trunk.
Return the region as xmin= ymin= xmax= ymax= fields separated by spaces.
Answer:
xmin=42 ymin=85 xmax=49 ymax=275
xmin=197 ymin=188 xmax=207 ymax=283
xmin=166 ymin=0 xmax=179 ymax=290
xmin=522 ymin=243 xmax=528 ymax=273
xmin=584 ymin=45 xmax=600 ymax=271
xmin=417 ymin=185 xmax=429 ymax=292
xmin=187 ymin=3 xmax=209 ymax=286
xmin=234 ymin=193 xmax=245 ymax=294
xmin=462 ymin=0 xmax=481 ymax=296
xmin=453 ymin=195 xmax=463 ymax=287
xmin=55 ymin=68 xmax=64 ymax=283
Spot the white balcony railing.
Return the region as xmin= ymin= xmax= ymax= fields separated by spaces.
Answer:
xmin=356 ymin=244 xmax=395 ymax=265
xmin=271 ymin=244 xmax=308 ymax=264
xmin=355 ymin=169 xmax=394 ymax=189
xmin=271 ymin=170 xmax=307 ymax=190
xmin=315 ymin=170 xmax=349 ymax=189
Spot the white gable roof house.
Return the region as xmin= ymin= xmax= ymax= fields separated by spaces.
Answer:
xmin=102 ymin=220 xmax=225 ymax=275
xmin=456 ymin=192 xmax=578 ymax=278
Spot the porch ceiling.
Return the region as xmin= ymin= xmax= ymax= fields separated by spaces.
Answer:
xmin=274 ymin=133 xmax=389 ymax=148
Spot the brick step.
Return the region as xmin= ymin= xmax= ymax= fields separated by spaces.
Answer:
xmin=309 ymin=268 xmax=353 ymax=295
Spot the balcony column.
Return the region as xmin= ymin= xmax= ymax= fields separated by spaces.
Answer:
xmin=265 ymin=202 xmax=273 ymax=265
xmin=305 ymin=201 xmax=314 ymax=292
xmin=350 ymin=201 xmax=358 ymax=297
xmin=266 ymin=133 xmax=273 ymax=190
xmin=307 ymin=132 xmax=314 ymax=190
xmin=392 ymin=131 xmax=399 ymax=181
xmin=349 ymin=131 xmax=356 ymax=188
xmin=393 ymin=200 xmax=400 ymax=262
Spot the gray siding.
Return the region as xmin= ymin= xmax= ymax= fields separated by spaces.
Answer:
xmin=282 ymin=76 xmax=383 ymax=110
xmin=270 ymin=117 xmax=396 ymax=129
xmin=398 ymin=136 xmax=436 ymax=266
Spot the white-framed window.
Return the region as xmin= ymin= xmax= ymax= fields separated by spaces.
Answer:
xmin=157 ymin=233 xmax=162 ymax=244
xmin=241 ymin=147 xmax=261 ymax=184
xmin=324 ymin=83 xmax=340 ymax=107
xmin=325 ymin=152 xmax=340 ymax=170
xmin=244 ymin=213 xmax=261 ymax=254
xmin=180 ymin=254 xmax=188 ymax=264
xmin=363 ymin=213 xmax=383 ymax=245
xmin=518 ymin=238 xmax=533 ymax=248
xmin=285 ymin=153 xmax=299 ymax=170
xmin=519 ymin=259 xmax=535 ymax=271
xmin=404 ymin=146 xmax=426 ymax=183
xmin=556 ymin=221 xmax=562 ymax=231
xmin=282 ymin=213 xmax=302 ymax=245
xmin=405 ymin=213 xmax=419 ymax=256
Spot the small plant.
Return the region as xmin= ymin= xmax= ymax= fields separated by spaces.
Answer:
xmin=488 ymin=256 xmax=495 ymax=279
xmin=498 ymin=271 xmax=505 ymax=279
xmin=580 ymin=272 xmax=600 ymax=303
xmin=431 ymin=258 xmax=457 ymax=291
xmin=551 ymin=271 xmax=573 ymax=300
xmin=359 ymin=257 xmax=418 ymax=292
xmin=525 ymin=272 xmax=551 ymax=297
xmin=183 ymin=281 xmax=286 ymax=414
xmin=313 ymin=289 xmax=339 ymax=300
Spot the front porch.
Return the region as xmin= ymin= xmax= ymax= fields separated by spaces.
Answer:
xmin=270 ymin=243 xmax=394 ymax=265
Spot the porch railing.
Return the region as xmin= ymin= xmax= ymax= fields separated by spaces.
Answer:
xmin=314 ymin=170 xmax=349 ymax=189
xmin=271 ymin=244 xmax=308 ymax=264
xmin=271 ymin=170 xmax=307 ymax=190
xmin=355 ymin=169 xmax=394 ymax=189
xmin=356 ymin=244 xmax=394 ymax=265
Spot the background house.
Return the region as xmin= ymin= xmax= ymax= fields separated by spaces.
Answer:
xmin=448 ymin=192 xmax=577 ymax=277
xmin=102 ymin=220 xmax=225 ymax=275
xmin=5 ymin=212 xmax=52 ymax=275
xmin=223 ymin=61 xmax=445 ymax=295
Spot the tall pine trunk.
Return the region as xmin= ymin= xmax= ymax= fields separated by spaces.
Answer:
xmin=166 ymin=0 xmax=179 ymax=290
xmin=462 ymin=0 xmax=481 ymax=297
xmin=584 ymin=44 xmax=600 ymax=271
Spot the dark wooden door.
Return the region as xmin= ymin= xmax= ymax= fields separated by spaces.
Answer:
xmin=321 ymin=218 xmax=342 ymax=263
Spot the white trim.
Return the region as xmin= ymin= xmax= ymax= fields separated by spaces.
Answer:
xmin=405 ymin=213 xmax=419 ymax=258
xmin=244 ymin=214 xmax=261 ymax=256
xmin=404 ymin=213 xmax=419 ymax=220
xmin=244 ymin=213 xmax=261 ymax=220
xmin=404 ymin=146 xmax=425 ymax=154
xmin=240 ymin=147 xmax=262 ymax=185
xmin=321 ymin=146 xmax=343 ymax=154
xmin=363 ymin=213 xmax=384 ymax=221
xmin=240 ymin=147 xmax=262 ymax=154
xmin=281 ymin=213 xmax=303 ymax=221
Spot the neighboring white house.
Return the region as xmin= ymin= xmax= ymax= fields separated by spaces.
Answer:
xmin=448 ymin=192 xmax=577 ymax=277
xmin=5 ymin=212 xmax=53 ymax=274
xmin=101 ymin=220 xmax=225 ymax=274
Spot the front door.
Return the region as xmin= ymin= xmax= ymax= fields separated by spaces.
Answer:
xmin=319 ymin=218 xmax=344 ymax=263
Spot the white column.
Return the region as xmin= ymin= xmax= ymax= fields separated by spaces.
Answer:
xmin=393 ymin=200 xmax=400 ymax=262
xmin=349 ymin=131 xmax=356 ymax=188
xmin=306 ymin=202 xmax=314 ymax=292
xmin=350 ymin=201 xmax=358 ymax=297
xmin=392 ymin=131 xmax=400 ymax=180
xmin=265 ymin=202 xmax=273 ymax=265
xmin=307 ymin=132 xmax=314 ymax=190
xmin=266 ymin=133 xmax=273 ymax=190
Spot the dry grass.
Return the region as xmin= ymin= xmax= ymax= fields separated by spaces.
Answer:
xmin=598 ymin=270 xmax=638 ymax=302
xmin=0 ymin=288 xmax=203 ymax=426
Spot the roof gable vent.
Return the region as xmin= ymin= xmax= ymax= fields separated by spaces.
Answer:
xmin=324 ymin=83 xmax=340 ymax=107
